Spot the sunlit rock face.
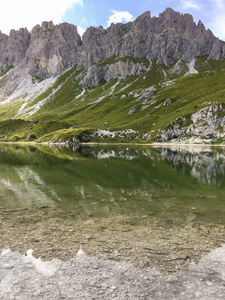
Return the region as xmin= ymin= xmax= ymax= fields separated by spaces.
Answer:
xmin=81 ymin=9 xmax=225 ymax=67
xmin=77 ymin=61 xmax=148 ymax=88
xmin=0 ymin=28 xmax=30 ymax=67
xmin=0 ymin=21 xmax=82 ymax=78
xmin=0 ymin=8 xmax=225 ymax=79
xmin=26 ymin=22 xmax=82 ymax=77
xmin=157 ymin=104 xmax=225 ymax=143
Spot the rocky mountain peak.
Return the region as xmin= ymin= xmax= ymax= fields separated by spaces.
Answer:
xmin=159 ymin=7 xmax=180 ymax=20
xmin=134 ymin=11 xmax=151 ymax=22
xmin=0 ymin=8 xmax=225 ymax=79
xmin=41 ymin=21 xmax=54 ymax=31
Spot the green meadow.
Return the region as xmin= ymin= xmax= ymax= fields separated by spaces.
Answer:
xmin=0 ymin=56 xmax=225 ymax=144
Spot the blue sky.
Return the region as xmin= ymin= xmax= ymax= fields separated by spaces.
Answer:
xmin=0 ymin=0 xmax=225 ymax=40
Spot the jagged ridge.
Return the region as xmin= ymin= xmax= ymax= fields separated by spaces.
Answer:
xmin=0 ymin=8 xmax=225 ymax=79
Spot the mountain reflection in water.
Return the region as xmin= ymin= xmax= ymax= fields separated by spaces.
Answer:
xmin=0 ymin=144 xmax=224 ymax=225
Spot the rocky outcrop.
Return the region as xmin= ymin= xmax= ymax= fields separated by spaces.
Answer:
xmin=157 ymin=104 xmax=225 ymax=142
xmin=77 ymin=60 xmax=148 ymax=88
xmin=76 ymin=65 xmax=104 ymax=88
xmin=158 ymin=116 xmax=187 ymax=142
xmin=189 ymin=104 xmax=225 ymax=138
xmin=0 ymin=8 xmax=225 ymax=79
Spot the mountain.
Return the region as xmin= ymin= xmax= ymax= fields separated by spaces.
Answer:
xmin=0 ymin=7 xmax=225 ymax=144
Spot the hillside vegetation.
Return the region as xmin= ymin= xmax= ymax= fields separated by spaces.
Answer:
xmin=0 ymin=55 xmax=225 ymax=144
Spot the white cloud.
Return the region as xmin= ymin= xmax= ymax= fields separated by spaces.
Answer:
xmin=209 ymin=14 xmax=225 ymax=40
xmin=179 ymin=0 xmax=200 ymax=9
xmin=0 ymin=0 xmax=83 ymax=35
xmin=213 ymin=0 xmax=224 ymax=8
xmin=107 ymin=10 xmax=134 ymax=27
xmin=80 ymin=17 xmax=88 ymax=25
xmin=208 ymin=0 xmax=225 ymax=40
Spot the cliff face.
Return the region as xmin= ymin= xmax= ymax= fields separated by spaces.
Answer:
xmin=26 ymin=22 xmax=82 ymax=77
xmin=81 ymin=9 xmax=225 ymax=67
xmin=0 ymin=22 xmax=81 ymax=77
xmin=0 ymin=28 xmax=30 ymax=67
xmin=0 ymin=7 xmax=225 ymax=79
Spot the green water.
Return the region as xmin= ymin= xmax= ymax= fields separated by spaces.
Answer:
xmin=0 ymin=144 xmax=225 ymax=225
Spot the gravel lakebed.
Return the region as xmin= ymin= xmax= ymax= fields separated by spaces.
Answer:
xmin=1 ymin=208 xmax=225 ymax=299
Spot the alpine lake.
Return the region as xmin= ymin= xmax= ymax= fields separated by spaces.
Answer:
xmin=0 ymin=143 xmax=225 ymax=273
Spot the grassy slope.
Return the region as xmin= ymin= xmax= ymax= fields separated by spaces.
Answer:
xmin=0 ymin=56 xmax=225 ymax=143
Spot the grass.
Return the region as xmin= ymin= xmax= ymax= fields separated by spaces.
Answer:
xmin=120 ymin=56 xmax=150 ymax=68
xmin=97 ymin=56 xmax=117 ymax=66
xmin=37 ymin=127 xmax=93 ymax=143
xmin=0 ymin=65 xmax=13 ymax=77
xmin=1 ymin=55 xmax=225 ymax=143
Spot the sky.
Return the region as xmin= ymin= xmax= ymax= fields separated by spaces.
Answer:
xmin=0 ymin=0 xmax=225 ymax=40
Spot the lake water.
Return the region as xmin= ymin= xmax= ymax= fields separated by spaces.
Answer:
xmin=0 ymin=143 xmax=225 ymax=225
xmin=1 ymin=143 xmax=225 ymax=299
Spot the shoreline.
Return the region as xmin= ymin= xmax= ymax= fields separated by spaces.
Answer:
xmin=0 ymin=140 xmax=225 ymax=147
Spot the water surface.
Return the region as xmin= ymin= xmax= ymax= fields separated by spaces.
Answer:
xmin=1 ymin=143 xmax=225 ymax=273
xmin=0 ymin=144 xmax=225 ymax=225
